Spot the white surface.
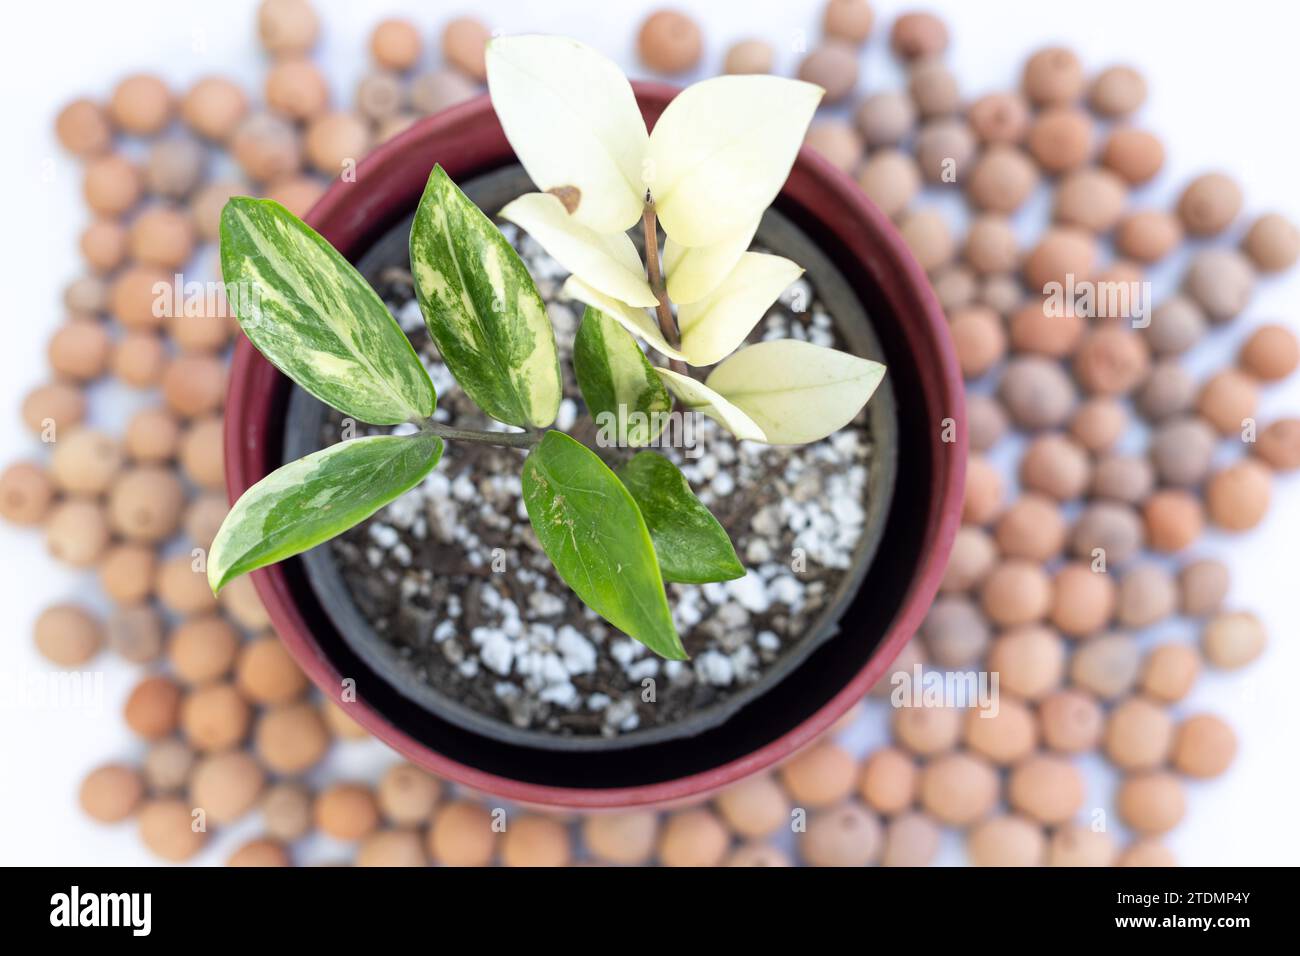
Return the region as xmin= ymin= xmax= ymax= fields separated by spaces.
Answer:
xmin=1 ymin=0 xmax=1298 ymax=866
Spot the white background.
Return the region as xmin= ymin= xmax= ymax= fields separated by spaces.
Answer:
xmin=0 ymin=0 xmax=1297 ymax=866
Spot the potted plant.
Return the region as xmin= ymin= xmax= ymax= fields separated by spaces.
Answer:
xmin=221 ymin=36 xmax=964 ymax=808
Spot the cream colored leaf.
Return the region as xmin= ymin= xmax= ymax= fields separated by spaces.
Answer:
xmin=663 ymin=218 xmax=759 ymax=305
xmin=562 ymin=276 xmax=687 ymax=363
xmin=646 ymin=75 xmax=823 ymax=247
xmin=678 ymin=253 xmax=803 ymax=366
xmin=500 ymin=192 xmax=656 ymax=308
xmin=487 ymin=35 xmax=648 ymax=233
xmin=654 ymin=367 xmax=766 ymax=442
xmin=705 ymin=340 xmax=885 ymax=445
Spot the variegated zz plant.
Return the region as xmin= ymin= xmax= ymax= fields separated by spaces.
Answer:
xmin=208 ymin=35 xmax=886 ymax=661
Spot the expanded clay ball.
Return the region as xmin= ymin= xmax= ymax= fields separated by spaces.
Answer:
xmin=129 ymin=205 xmax=195 ymax=269
xmin=34 ymin=603 xmax=103 ymax=667
xmin=1202 ymin=611 xmax=1266 ymax=669
xmin=1049 ymin=823 xmax=1117 ymax=867
xmin=659 ymin=808 xmax=730 ymax=867
xmin=919 ymin=752 xmax=998 ymax=826
xmin=1103 ymin=697 xmax=1173 ymax=771
xmin=181 ymin=77 xmax=248 ymax=142
xmin=428 ymin=801 xmax=496 ymax=866
xmin=890 ymin=11 xmax=949 ymax=59
xmin=1073 ymin=328 xmax=1150 ymax=396
xmin=1038 ymin=688 xmax=1104 ymax=753
xmin=1206 ymin=460 xmax=1271 ymax=531
xmin=189 ymin=750 xmax=265 ymax=825
xmin=1116 ymin=209 xmax=1182 ymax=263
xmin=968 ymin=814 xmax=1046 ymax=866
xmin=112 ymin=333 xmax=167 ymax=389
xmin=143 ymin=739 xmax=195 ymax=793
xmin=967 ymin=393 xmax=1008 ymax=451
xmin=315 ymin=783 xmax=380 ymax=841
xmin=1135 ymin=361 xmax=1195 ymax=422
xmin=1150 ymin=416 xmax=1216 ymax=487
xmin=108 ymin=73 xmax=173 ymax=136
xmin=1020 ymin=433 xmax=1091 ymax=501
xmin=355 ymin=71 xmax=406 ymax=123
xmin=0 ymin=462 xmax=55 ymax=526
xmin=855 ymin=91 xmax=916 ymax=147
xmin=1100 ymin=127 xmax=1164 ymax=185
xmin=46 ymin=499 xmax=110 ymax=567
xmin=1179 ymin=558 xmax=1229 ymax=617
xmin=996 ymin=495 xmax=1066 ymax=562
xmin=255 ymin=702 xmax=330 ymax=773
xmin=1091 ymin=454 xmax=1155 ymax=504
xmin=916 ymin=117 xmax=976 ymax=184
xmin=856 ymin=149 xmax=921 ymax=220
xmin=1071 ymin=632 xmax=1141 ymax=699
xmin=263 ymin=175 xmax=325 ymax=217
xmin=1070 ymin=397 xmax=1127 ymax=453
xmin=963 ymin=214 xmax=1017 ymax=275
xmin=824 ymin=0 xmax=875 ymax=43
xmin=583 ymin=812 xmax=659 ymax=865
xmin=181 ymin=682 xmax=251 ymax=752
xmin=49 ymin=428 xmax=121 ymax=495
xmin=409 ymin=70 xmax=478 ymax=115
xmin=138 ymin=798 xmax=207 ymax=862
xmin=321 ymin=700 xmax=368 ymax=739
xmin=1055 ymin=168 xmax=1126 ymax=233
xmin=1172 ymin=714 xmax=1237 ymax=778
xmin=1143 ymin=489 xmax=1205 ymax=553
xmin=221 ymin=575 xmax=272 ymax=632
xmin=109 ymin=263 xmax=170 ymax=330
xmin=261 ymin=782 xmax=313 ymax=842
xmin=377 ymin=763 xmax=439 ymax=827
xmin=48 ymin=320 xmax=111 ymax=382
xmin=80 ymin=219 xmax=127 ymax=273
xmin=892 ymin=704 xmax=962 ymax=756
xmin=967 ymin=146 xmax=1039 ymax=213
xmin=1023 ymin=226 xmax=1095 ymax=290
xmin=228 ymin=838 xmax=290 ymax=867
xmin=881 ymin=811 xmax=940 ymax=866
xmin=1008 ymin=754 xmax=1084 ymax=825
xmin=801 ymin=803 xmax=883 ymax=866
xmin=1118 ymin=772 xmax=1185 ymax=834
xmin=723 ymin=39 xmax=774 ymax=75
xmin=1049 ymin=562 xmax=1114 ymax=637
xmin=1088 ymin=65 xmax=1147 ymax=117
xmin=1242 ymin=212 xmax=1300 ymax=272
xmin=305 ymin=112 xmax=371 ymax=175
xmin=1185 ymin=248 xmax=1255 ymax=323
xmin=356 ymin=830 xmax=425 ymax=867
xmin=727 ymin=843 xmax=792 ymax=866
xmin=162 ymin=355 xmax=226 ymax=418
xmin=1256 ymin=418 xmax=1300 ymax=471
xmin=949 ymin=304 xmax=1005 ymax=378
xmin=370 ymin=18 xmax=421 ymax=71
xmin=156 ymin=555 xmax=218 ymax=616
xmin=987 ymin=626 xmax=1065 ymax=699
xmin=56 ymin=98 xmax=112 ymax=157
xmin=231 ymin=113 xmax=302 ymax=184
xmin=798 ymin=42 xmax=860 ymax=104
xmin=124 ymin=407 xmax=182 ymax=463
xmin=258 ymin=0 xmax=319 ymax=57
xmin=1022 ymin=47 xmax=1084 ymax=106
xmin=236 ymin=636 xmax=307 ymax=705
xmin=716 ymin=774 xmax=789 ymax=838
xmin=909 ymin=60 xmax=960 ymax=119
xmin=1116 ymin=564 xmax=1178 ymax=629
xmin=22 ymin=381 xmax=87 ymax=435
xmin=963 ymin=698 xmax=1037 ymax=766
xmin=84 ymin=154 xmax=142 ymax=217
xmin=780 ymin=741 xmax=856 ymax=807
xmin=64 ymin=275 xmax=109 ymax=316
xmin=932 ymin=264 xmax=978 ymax=313
xmin=858 ymin=747 xmax=917 ymax=814
xmin=941 ymin=525 xmax=997 ymax=591
xmin=1119 ymin=840 xmax=1176 ymax=867
xmin=168 ymin=615 xmax=240 ymax=685
xmin=1177 ymin=172 xmax=1243 ymax=236
xmin=638 ymin=10 xmax=703 ymax=74
xmin=968 ymin=92 xmax=1030 ymax=146
xmin=920 ymin=596 xmax=990 ymax=667
xmin=1027 ymin=107 xmax=1093 ymax=174
xmin=963 ymin=454 xmax=1003 ymax=525
xmin=1240 ymin=324 xmax=1300 ymax=381
xmin=179 ymin=416 xmax=224 ymax=490
xmin=804 ymin=121 xmax=863 ymax=174
xmin=145 ymin=139 xmax=205 ymax=199
xmin=265 ymin=59 xmax=330 ymax=121
xmin=1197 ymin=369 xmax=1259 ymax=436
xmin=124 ymin=675 xmax=183 ymax=740
xmin=443 ymin=16 xmax=491 ymax=81
xmin=898 ymin=207 xmax=954 ymax=273
xmin=107 ymin=606 xmax=165 ymax=663
xmin=502 ymin=815 xmax=571 ymax=867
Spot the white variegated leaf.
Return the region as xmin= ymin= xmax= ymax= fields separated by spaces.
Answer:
xmin=654 ymin=367 xmax=766 ymax=442
xmin=705 ymin=339 xmax=885 ymax=445
xmin=663 ymin=218 xmax=759 ymax=305
xmin=646 ymin=76 xmax=823 ymax=247
xmin=677 ymin=253 xmax=803 ymax=366
xmin=487 ymin=35 xmax=648 ymax=233
xmin=500 ymin=192 xmax=656 ymax=307
xmin=562 ymin=276 xmax=687 ymax=363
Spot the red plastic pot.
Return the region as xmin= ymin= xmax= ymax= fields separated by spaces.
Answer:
xmin=224 ymin=82 xmax=965 ymax=809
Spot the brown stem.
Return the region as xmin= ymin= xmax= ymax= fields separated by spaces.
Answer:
xmin=641 ymin=193 xmax=687 ymax=375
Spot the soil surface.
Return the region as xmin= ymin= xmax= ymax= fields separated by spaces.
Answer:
xmin=321 ymin=225 xmax=877 ymax=738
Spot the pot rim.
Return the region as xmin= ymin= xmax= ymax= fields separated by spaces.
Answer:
xmin=224 ymin=81 xmax=965 ymax=809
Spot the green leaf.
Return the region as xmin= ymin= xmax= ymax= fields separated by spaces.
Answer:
xmin=618 ymin=451 xmax=744 ymax=584
xmin=521 ymin=432 xmax=685 ymax=660
xmin=208 ymin=434 xmax=443 ymax=594
xmin=220 ymin=197 xmax=435 ymax=425
xmin=573 ymin=306 xmax=672 ymax=448
xmin=410 ymin=165 xmax=562 ymax=428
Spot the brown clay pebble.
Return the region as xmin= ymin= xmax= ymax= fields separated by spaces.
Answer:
xmin=1116 ymin=210 xmax=1182 ymax=263
xmin=370 ymin=18 xmax=422 ymax=71
xmin=263 ymin=175 xmax=325 ymax=218
xmin=56 ymin=98 xmax=112 ymax=157
xmin=804 ymin=121 xmax=863 ymax=174
xmin=0 ymin=462 xmax=55 ymax=525
xmin=637 ymin=10 xmax=703 ymax=75
xmin=129 ymin=205 xmax=195 ymax=270
xmin=723 ymin=39 xmax=774 ymax=76
xmin=109 ymin=264 xmax=170 ymax=330
xmin=426 ymin=801 xmax=495 ymax=866
xmin=442 ymin=16 xmax=491 ymax=81
xmin=962 ymin=454 xmax=1003 ymax=524
xmin=1070 ymin=398 xmax=1127 ymax=453
xmin=1172 ymin=714 xmax=1237 ymax=778
xmin=967 ymin=393 xmax=1009 ymax=451
xmin=856 ymin=149 xmax=921 ymax=220
xmin=1118 ymin=772 xmax=1185 ymax=834
xmin=1197 ymin=369 xmax=1258 ymax=436
xmin=112 ymin=333 xmax=167 ymax=388
xmin=1023 ymin=226 xmax=1095 ymax=291
xmin=255 ymin=702 xmax=330 ymax=773
xmin=799 ymin=42 xmax=861 ymax=105
xmin=355 ymin=71 xmax=405 ymax=122
xmin=1136 ymin=362 xmax=1195 ymax=422
xmin=1239 ymin=324 xmax=1299 ymax=381
xmin=179 ymin=416 xmax=225 ymax=490
xmin=1049 ymin=824 xmax=1117 ymax=866
xmin=1256 ymin=418 xmax=1300 ymax=471
xmin=995 ymin=495 xmax=1065 ymax=562
xmin=1008 ymin=754 xmax=1084 ymax=825
xmin=881 ymin=811 xmax=941 ymax=866
xmin=582 ymin=812 xmax=658 ymax=865
xmin=1177 ymin=172 xmax=1243 ymax=236
xmin=315 ymin=783 xmax=380 ymax=841
xmin=1055 ymin=167 xmax=1126 ymax=233
xmin=236 ymin=636 xmax=307 ymax=705
xmin=1022 ymin=47 xmax=1084 ymax=106
xmin=858 ymin=747 xmax=917 ymax=814
xmin=1073 ymin=327 xmax=1150 ymax=396
xmin=80 ymin=219 xmax=128 ymax=273
xmin=220 ymin=575 xmax=272 ymax=631
xmin=1149 ymin=417 xmax=1215 ymax=488
xmin=124 ymin=675 xmax=182 ymax=740
xmin=1242 ymin=212 xmax=1300 ymax=272
xmin=727 ymin=842 xmax=792 ymax=866
xmin=109 ymin=74 xmax=172 ymax=135
xmin=963 ymin=215 xmax=1017 ymax=275
xmin=145 ymin=139 xmax=205 ymax=199
xmin=716 ymin=774 xmax=789 ymax=838
xmin=169 ymin=616 xmax=240 ymax=685
xmin=502 ymin=815 xmax=571 ymax=867
xmin=181 ymin=683 xmax=251 ymax=752
xmin=143 ymin=739 xmax=194 ymax=793
xmin=265 ymin=58 xmax=330 ymax=121
xmin=65 ymin=275 xmax=109 ymax=316
xmin=1143 ymin=490 xmax=1204 ymax=553
xmin=1071 ymin=632 xmax=1141 ymax=699
xmin=181 ymin=77 xmax=248 ymax=142
xmin=1118 ymin=839 xmax=1176 ymax=867
xmin=892 ymin=704 xmax=962 ymax=756
xmin=659 ymin=808 xmax=729 ymax=867
xmin=1202 ymin=611 xmax=1266 ymax=670
xmin=34 ymin=604 xmax=103 ymax=667
xmin=964 ymin=698 xmax=1037 ymax=765
xmin=919 ymin=752 xmax=998 ymax=826
xmin=1146 ymin=296 xmax=1207 ymax=357
xmin=162 ymin=355 xmax=226 ymax=418
xmin=823 ymin=0 xmax=875 ymax=44
xmin=987 ymin=625 xmax=1065 ymax=700
xmin=982 ymin=560 xmax=1053 ymax=628
xmin=968 ymin=92 xmax=1030 ymax=145
xmin=909 ymin=60 xmax=961 ymax=119
xmin=1184 ymin=249 xmax=1255 ymax=323
xmin=1100 ymin=127 xmax=1164 ymax=185
xmin=46 ymin=499 xmax=110 ymax=567
xmin=967 ymin=146 xmax=1039 ymax=213
xmin=124 ymin=407 xmax=182 ymax=463
xmin=305 ymin=112 xmax=371 ymax=176
xmin=856 ymin=91 xmax=917 ymax=147
xmin=261 ymin=782 xmax=313 ymax=842
xmin=258 ymin=0 xmax=320 ymax=57
xmin=376 ymin=763 xmax=440 ymax=827
xmin=920 ymin=596 xmax=990 ymax=667
xmin=321 ymin=700 xmax=369 ymax=740
xmin=1021 ymin=433 xmax=1091 ymax=501
xmin=1028 ymin=107 xmax=1093 ymax=174
xmin=79 ymin=764 xmax=145 ymax=823
xmin=83 ymin=154 xmax=142 ymax=217
xmin=890 ymin=11 xmax=948 ymax=60
xmin=228 ymin=838 xmax=290 ymax=867
xmin=48 ymin=320 xmax=111 ymax=382
xmin=190 ymin=180 xmax=244 ymax=242
xmin=1038 ymin=688 xmax=1104 ymax=753
xmin=106 ymin=606 xmax=165 ymax=664
xmin=1088 ymin=65 xmax=1146 ymax=117
xmin=231 ymin=114 xmax=302 ymax=184
xmin=968 ymin=814 xmax=1046 ymax=866
xmin=1116 ymin=563 xmax=1178 ymax=630
xmin=138 ymin=799 xmax=207 ymax=862
xmin=48 ymin=429 xmax=120 ymax=495
xmin=189 ymin=750 xmax=265 ymax=825
xmin=1103 ymin=697 xmax=1173 ymax=771
xmin=355 ymin=830 xmax=424 ymax=867
xmin=942 ymin=525 xmax=997 ymax=591
xmin=780 ymin=741 xmax=856 ymax=807
xmin=156 ymin=555 xmax=218 ymax=616
xmin=1206 ymin=460 xmax=1271 ymax=531
xmin=1092 ymin=454 xmax=1156 ymax=504
xmin=1050 ymin=562 xmax=1114 ymax=637
xmin=933 ymin=265 xmax=977 ymax=314
xmin=1179 ymin=558 xmax=1229 ymax=617
xmin=801 ymin=802 xmax=883 ymax=866
xmin=949 ymin=304 xmax=1005 ymax=378
xmin=410 ymin=70 xmax=478 ymax=115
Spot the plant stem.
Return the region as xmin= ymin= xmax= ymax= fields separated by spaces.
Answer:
xmin=420 ymin=420 xmax=541 ymax=449
xmin=641 ymin=192 xmax=688 ymax=375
